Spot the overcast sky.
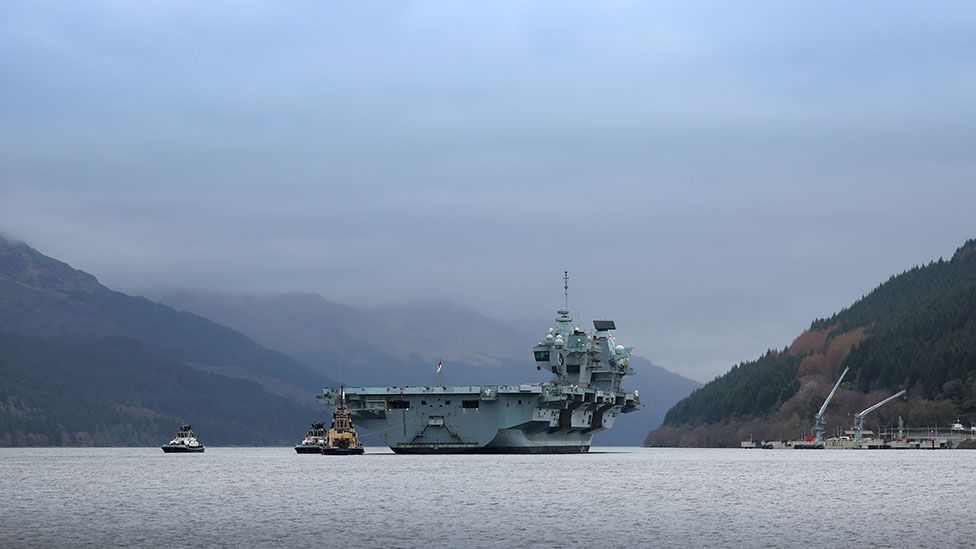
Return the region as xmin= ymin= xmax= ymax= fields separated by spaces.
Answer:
xmin=2 ymin=1 xmax=975 ymax=381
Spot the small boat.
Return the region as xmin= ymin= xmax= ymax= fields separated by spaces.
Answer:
xmin=322 ymin=389 xmax=364 ymax=455
xmin=294 ymin=421 xmax=327 ymax=454
xmin=161 ymin=423 xmax=205 ymax=453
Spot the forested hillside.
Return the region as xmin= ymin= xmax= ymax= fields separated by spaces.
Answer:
xmin=0 ymin=237 xmax=329 ymax=446
xmin=647 ymin=239 xmax=976 ymax=447
xmin=0 ymin=335 xmax=314 ymax=446
xmin=815 ymin=240 xmax=976 ymax=402
xmin=662 ymin=350 xmax=799 ymax=426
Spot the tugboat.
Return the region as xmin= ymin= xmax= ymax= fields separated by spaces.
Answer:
xmin=161 ymin=423 xmax=205 ymax=453
xmin=322 ymin=390 xmax=364 ymax=455
xmin=294 ymin=421 xmax=327 ymax=454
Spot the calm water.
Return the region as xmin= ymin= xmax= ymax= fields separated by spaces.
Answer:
xmin=1 ymin=447 xmax=974 ymax=548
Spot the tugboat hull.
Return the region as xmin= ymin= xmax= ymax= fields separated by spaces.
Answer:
xmin=294 ymin=445 xmax=324 ymax=454
xmin=321 ymin=447 xmax=365 ymax=456
xmin=161 ymin=445 xmax=205 ymax=453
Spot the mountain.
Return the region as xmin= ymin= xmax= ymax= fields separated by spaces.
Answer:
xmin=148 ymin=290 xmax=701 ymax=444
xmin=0 ymin=237 xmax=331 ymax=446
xmin=0 ymin=335 xmax=314 ymax=446
xmin=609 ymin=355 xmax=702 ymax=444
xmin=647 ymin=239 xmax=976 ymax=447
xmin=146 ymin=290 xmax=535 ymax=386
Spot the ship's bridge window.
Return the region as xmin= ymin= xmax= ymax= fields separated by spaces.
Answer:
xmin=388 ymin=400 xmax=410 ymax=410
xmin=534 ymin=350 xmax=550 ymax=362
xmin=462 ymin=400 xmax=480 ymax=409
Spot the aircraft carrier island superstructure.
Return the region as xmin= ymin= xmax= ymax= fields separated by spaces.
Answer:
xmin=317 ymin=274 xmax=642 ymax=453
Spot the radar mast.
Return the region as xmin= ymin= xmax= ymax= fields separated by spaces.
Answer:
xmin=557 ymin=270 xmax=573 ymax=334
xmin=564 ymin=270 xmax=569 ymax=310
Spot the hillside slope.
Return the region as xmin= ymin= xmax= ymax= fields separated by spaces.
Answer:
xmin=0 ymin=334 xmax=316 ymax=446
xmin=146 ymin=290 xmax=533 ymax=386
xmin=607 ymin=356 xmax=702 ymax=444
xmin=0 ymin=238 xmax=331 ymax=446
xmin=647 ymin=239 xmax=976 ymax=447
xmin=0 ymin=238 xmax=328 ymax=400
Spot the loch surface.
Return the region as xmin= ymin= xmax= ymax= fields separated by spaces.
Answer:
xmin=1 ymin=447 xmax=974 ymax=547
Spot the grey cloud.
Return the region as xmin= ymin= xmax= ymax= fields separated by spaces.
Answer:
xmin=2 ymin=1 xmax=975 ymax=381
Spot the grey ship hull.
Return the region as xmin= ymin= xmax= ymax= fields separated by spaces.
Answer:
xmin=321 ymin=384 xmax=639 ymax=454
xmin=390 ymin=429 xmax=590 ymax=454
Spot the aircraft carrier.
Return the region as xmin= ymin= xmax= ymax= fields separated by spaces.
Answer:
xmin=317 ymin=273 xmax=642 ymax=453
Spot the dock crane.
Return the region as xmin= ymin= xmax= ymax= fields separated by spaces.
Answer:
xmin=852 ymin=390 xmax=907 ymax=440
xmin=815 ymin=367 xmax=849 ymax=442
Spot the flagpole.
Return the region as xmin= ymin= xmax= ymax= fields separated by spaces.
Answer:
xmin=434 ymin=359 xmax=445 ymax=386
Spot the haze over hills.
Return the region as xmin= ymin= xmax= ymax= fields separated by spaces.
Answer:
xmin=146 ymin=290 xmax=533 ymax=385
xmin=0 ymin=237 xmax=331 ymax=446
xmin=148 ymin=290 xmax=702 ymax=444
xmin=647 ymin=239 xmax=976 ymax=447
xmin=0 ymin=236 xmax=698 ymax=446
